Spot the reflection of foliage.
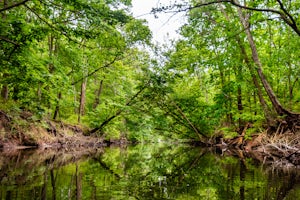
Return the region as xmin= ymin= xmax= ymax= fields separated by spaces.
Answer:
xmin=1 ymin=145 xmax=300 ymax=199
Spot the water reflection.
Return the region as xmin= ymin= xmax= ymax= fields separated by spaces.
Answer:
xmin=1 ymin=144 xmax=300 ymax=199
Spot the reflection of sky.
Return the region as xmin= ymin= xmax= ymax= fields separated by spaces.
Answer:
xmin=131 ymin=0 xmax=187 ymax=44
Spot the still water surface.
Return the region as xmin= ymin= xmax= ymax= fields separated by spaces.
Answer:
xmin=0 ymin=143 xmax=300 ymax=200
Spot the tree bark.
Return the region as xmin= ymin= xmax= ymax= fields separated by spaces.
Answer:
xmin=220 ymin=6 xmax=273 ymax=125
xmin=53 ymin=92 xmax=61 ymax=120
xmin=78 ymin=77 xmax=87 ymax=123
xmin=236 ymin=6 xmax=300 ymax=131
xmin=93 ymin=79 xmax=103 ymax=109
xmin=237 ymin=38 xmax=273 ymax=124
xmin=237 ymin=8 xmax=286 ymax=115
xmin=1 ymin=0 xmax=9 ymax=101
xmin=0 ymin=0 xmax=29 ymax=13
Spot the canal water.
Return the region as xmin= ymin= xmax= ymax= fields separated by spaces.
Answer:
xmin=0 ymin=143 xmax=299 ymax=199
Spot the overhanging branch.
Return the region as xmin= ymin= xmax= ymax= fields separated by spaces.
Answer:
xmin=0 ymin=0 xmax=30 ymax=12
xmin=0 ymin=36 xmax=20 ymax=46
xmin=23 ymin=3 xmax=95 ymax=48
xmin=71 ymin=54 xmax=121 ymax=85
xmin=152 ymin=0 xmax=300 ymax=36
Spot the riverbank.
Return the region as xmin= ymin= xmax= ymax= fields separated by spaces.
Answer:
xmin=1 ymin=109 xmax=300 ymax=168
xmin=0 ymin=109 xmax=129 ymax=150
xmin=214 ymin=130 xmax=300 ymax=168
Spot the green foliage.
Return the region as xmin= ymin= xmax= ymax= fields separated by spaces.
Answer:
xmin=1 ymin=0 xmax=300 ymax=142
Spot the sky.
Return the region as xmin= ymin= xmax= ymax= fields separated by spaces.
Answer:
xmin=130 ymin=0 xmax=187 ymax=44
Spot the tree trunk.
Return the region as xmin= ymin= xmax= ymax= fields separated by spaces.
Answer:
xmin=1 ymin=80 xmax=8 ymax=100
xmin=237 ymin=38 xmax=274 ymax=125
xmin=78 ymin=77 xmax=87 ymax=123
xmin=53 ymin=92 xmax=61 ymax=120
xmin=220 ymin=5 xmax=273 ymax=125
xmin=48 ymin=34 xmax=55 ymax=73
xmin=237 ymin=7 xmax=300 ymax=131
xmin=237 ymin=8 xmax=284 ymax=115
xmin=237 ymin=78 xmax=243 ymax=132
xmin=1 ymin=0 xmax=9 ymax=101
xmin=93 ymin=79 xmax=103 ymax=109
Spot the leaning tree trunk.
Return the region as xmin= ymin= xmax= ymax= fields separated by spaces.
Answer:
xmin=236 ymin=38 xmax=274 ymax=125
xmin=237 ymin=7 xmax=300 ymax=131
xmin=220 ymin=6 xmax=273 ymax=126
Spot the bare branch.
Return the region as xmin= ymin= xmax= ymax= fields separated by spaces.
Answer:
xmin=277 ymin=0 xmax=296 ymax=25
xmin=90 ymin=80 xmax=150 ymax=134
xmin=23 ymin=3 xmax=95 ymax=48
xmin=0 ymin=36 xmax=20 ymax=46
xmin=276 ymin=0 xmax=299 ymax=35
xmin=193 ymin=0 xmax=230 ymax=10
xmin=0 ymin=0 xmax=30 ymax=12
xmin=230 ymin=0 xmax=282 ymax=15
xmin=71 ymin=54 xmax=121 ymax=85
xmin=230 ymin=0 xmax=300 ymax=36
xmin=153 ymin=0 xmax=300 ymax=36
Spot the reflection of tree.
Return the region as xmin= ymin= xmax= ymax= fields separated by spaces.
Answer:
xmin=124 ymin=147 xmax=208 ymax=199
xmin=3 ymin=146 xmax=300 ymax=199
xmin=50 ymin=170 xmax=57 ymax=200
xmin=76 ymin=164 xmax=82 ymax=200
xmin=276 ymin=173 xmax=296 ymax=200
xmin=265 ymin=170 xmax=300 ymax=200
xmin=93 ymin=156 xmax=121 ymax=179
xmin=239 ymin=160 xmax=246 ymax=200
xmin=41 ymin=171 xmax=48 ymax=200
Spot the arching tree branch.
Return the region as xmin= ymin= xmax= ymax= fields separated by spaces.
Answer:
xmin=0 ymin=36 xmax=20 ymax=46
xmin=23 ymin=3 xmax=96 ymax=48
xmin=152 ymin=0 xmax=300 ymax=36
xmin=230 ymin=0 xmax=300 ymax=36
xmin=0 ymin=0 xmax=30 ymax=12
xmin=71 ymin=54 xmax=121 ymax=85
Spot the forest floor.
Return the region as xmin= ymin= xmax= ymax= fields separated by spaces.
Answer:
xmin=1 ymin=109 xmax=300 ymax=168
